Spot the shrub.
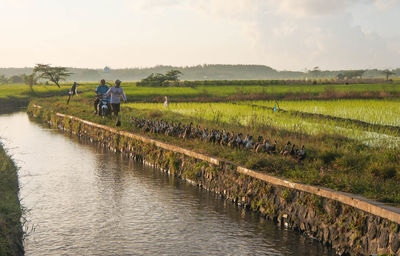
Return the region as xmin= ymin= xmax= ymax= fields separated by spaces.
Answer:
xmin=370 ymin=162 xmax=397 ymax=179
xmin=319 ymin=151 xmax=341 ymax=165
xmin=335 ymin=152 xmax=368 ymax=172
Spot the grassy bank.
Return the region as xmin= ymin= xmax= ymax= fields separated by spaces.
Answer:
xmin=3 ymin=81 xmax=400 ymax=107
xmin=0 ymin=83 xmax=74 ymax=111
xmin=0 ymin=144 xmax=24 ymax=256
xmin=29 ymin=98 xmax=400 ymax=206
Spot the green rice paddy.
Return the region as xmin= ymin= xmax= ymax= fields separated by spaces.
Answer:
xmin=127 ymin=101 xmax=400 ymax=148
xmin=247 ymin=99 xmax=400 ymax=127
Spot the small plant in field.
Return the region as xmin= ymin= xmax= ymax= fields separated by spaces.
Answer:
xmin=281 ymin=189 xmax=292 ymax=203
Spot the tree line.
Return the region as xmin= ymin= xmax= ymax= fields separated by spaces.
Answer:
xmin=1 ymin=65 xmax=399 ymax=82
xmin=0 ymin=64 xmax=71 ymax=91
xmin=136 ymin=68 xmax=398 ymax=87
xmin=308 ymin=66 xmax=397 ymax=81
xmin=1 ymin=65 xmax=399 ymax=85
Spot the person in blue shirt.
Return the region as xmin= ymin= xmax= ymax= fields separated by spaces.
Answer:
xmin=94 ymin=79 xmax=109 ymax=114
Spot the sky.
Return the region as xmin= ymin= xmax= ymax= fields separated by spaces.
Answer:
xmin=0 ymin=0 xmax=399 ymax=70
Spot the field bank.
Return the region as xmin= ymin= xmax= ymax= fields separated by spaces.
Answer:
xmin=0 ymin=144 xmax=24 ymax=256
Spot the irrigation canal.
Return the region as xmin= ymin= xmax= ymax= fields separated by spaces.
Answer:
xmin=0 ymin=112 xmax=335 ymax=255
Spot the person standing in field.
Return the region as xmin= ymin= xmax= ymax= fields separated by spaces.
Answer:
xmin=67 ymin=82 xmax=79 ymax=104
xmin=105 ymin=79 xmax=127 ymax=126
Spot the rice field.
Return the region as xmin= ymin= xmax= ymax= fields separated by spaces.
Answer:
xmin=246 ymin=99 xmax=400 ymax=127
xmin=127 ymin=101 xmax=400 ymax=148
xmin=2 ymin=81 xmax=400 ymax=103
xmin=118 ymin=82 xmax=400 ymax=100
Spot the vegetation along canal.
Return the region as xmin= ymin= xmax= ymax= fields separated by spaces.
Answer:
xmin=0 ymin=112 xmax=335 ymax=255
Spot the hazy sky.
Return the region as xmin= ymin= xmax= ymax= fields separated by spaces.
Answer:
xmin=1 ymin=0 xmax=399 ymax=70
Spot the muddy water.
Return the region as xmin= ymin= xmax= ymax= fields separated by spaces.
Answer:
xmin=0 ymin=112 xmax=335 ymax=255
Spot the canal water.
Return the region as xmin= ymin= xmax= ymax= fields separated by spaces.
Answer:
xmin=0 ymin=112 xmax=335 ymax=255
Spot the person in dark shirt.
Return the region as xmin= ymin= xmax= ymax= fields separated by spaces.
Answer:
xmin=67 ymin=82 xmax=79 ymax=104
xmin=94 ymin=79 xmax=109 ymax=114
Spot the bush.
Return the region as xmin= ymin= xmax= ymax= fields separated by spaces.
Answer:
xmin=335 ymin=152 xmax=368 ymax=172
xmin=319 ymin=150 xmax=341 ymax=165
xmin=137 ymin=79 xmax=307 ymax=87
xmin=370 ymin=163 xmax=397 ymax=179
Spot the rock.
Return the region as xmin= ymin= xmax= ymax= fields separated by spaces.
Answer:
xmin=379 ymin=229 xmax=389 ymax=249
xmin=323 ymin=227 xmax=330 ymax=242
xmin=368 ymin=223 xmax=377 ymax=240
xmin=360 ymin=236 xmax=368 ymax=254
xmin=369 ymin=239 xmax=378 ymax=253
xmin=329 ymin=225 xmax=339 ymax=244
xmin=300 ymin=222 xmax=306 ymax=231
xmin=391 ymin=233 xmax=400 ymax=253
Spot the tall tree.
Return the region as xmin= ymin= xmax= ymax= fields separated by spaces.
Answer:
xmin=336 ymin=73 xmax=345 ymax=80
xmin=165 ymin=69 xmax=182 ymax=81
xmin=140 ymin=69 xmax=183 ymax=86
xmin=7 ymin=75 xmax=24 ymax=84
xmin=382 ymin=69 xmax=395 ymax=81
xmin=23 ymin=73 xmax=38 ymax=91
xmin=308 ymin=66 xmax=321 ymax=78
xmin=33 ymin=64 xmax=71 ymax=87
xmin=344 ymin=70 xmax=365 ymax=79
xmin=0 ymin=75 xmax=8 ymax=84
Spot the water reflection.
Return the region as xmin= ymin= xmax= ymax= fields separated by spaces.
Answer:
xmin=0 ymin=112 xmax=335 ymax=255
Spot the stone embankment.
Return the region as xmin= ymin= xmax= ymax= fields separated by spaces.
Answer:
xmin=28 ymin=104 xmax=400 ymax=256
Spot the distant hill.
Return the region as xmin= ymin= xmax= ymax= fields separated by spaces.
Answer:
xmin=0 ymin=65 xmax=302 ymax=81
xmin=0 ymin=65 xmax=398 ymax=82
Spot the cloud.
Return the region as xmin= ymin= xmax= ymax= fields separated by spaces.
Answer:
xmin=193 ymin=0 xmax=262 ymax=19
xmin=124 ymin=0 xmax=183 ymax=12
xmin=374 ymin=0 xmax=400 ymax=9
xmin=255 ymin=10 xmax=400 ymax=69
xmin=1 ymin=0 xmax=32 ymax=8
xmin=175 ymin=0 xmax=400 ymax=69
xmin=3 ymin=0 xmax=400 ymax=69
xmin=275 ymin=0 xmax=361 ymax=17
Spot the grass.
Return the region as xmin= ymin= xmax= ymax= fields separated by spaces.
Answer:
xmin=29 ymin=97 xmax=400 ymax=206
xmin=127 ymin=102 xmax=400 ymax=148
xmin=83 ymin=82 xmax=400 ymax=102
xmin=2 ymin=81 xmax=400 ymax=105
xmin=247 ymin=99 xmax=400 ymax=127
xmin=0 ymin=144 xmax=23 ymax=256
xmin=0 ymin=84 xmax=74 ymax=100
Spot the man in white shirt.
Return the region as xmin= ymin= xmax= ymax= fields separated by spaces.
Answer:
xmin=105 ymin=79 xmax=127 ymax=126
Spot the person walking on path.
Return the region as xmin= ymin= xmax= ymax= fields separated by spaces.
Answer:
xmin=105 ymin=79 xmax=127 ymax=126
xmin=94 ymin=79 xmax=109 ymax=114
xmin=67 ymin=82 xmax=79 ymax=104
